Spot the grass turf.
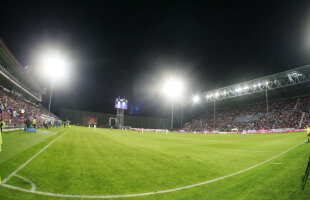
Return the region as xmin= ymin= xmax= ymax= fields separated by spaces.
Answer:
xmin=0 ymin=126 xmax=310 ymax=199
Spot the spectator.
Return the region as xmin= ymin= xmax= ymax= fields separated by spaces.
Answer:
xmin=184 ymin=97 xmax=305 ymax=132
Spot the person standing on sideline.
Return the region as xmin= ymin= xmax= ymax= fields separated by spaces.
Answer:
xmin=141 ymin=128 xmax=144 ymax=135
xmin=307 ymin=125 xmax=310 ymax=144
xmin=242 ymin=129 xmax=246 ymax=139
xmin=33 ymin=117 xmax=37 ymax=129
xmin=0 ymin=119 xmax=5 ymax=151
xmin=0 ymin=118 xmax=5 ymax=133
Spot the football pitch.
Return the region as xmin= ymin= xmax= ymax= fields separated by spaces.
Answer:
xmin=0 ymin=126 xmax=310 ymax=200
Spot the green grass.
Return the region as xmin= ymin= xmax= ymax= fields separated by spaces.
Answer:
xmin=0 ymin=126 xmax=310 ymax=200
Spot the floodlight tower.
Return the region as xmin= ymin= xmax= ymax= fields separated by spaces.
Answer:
xmin=163 ymin=78 xmax=184 ymax=131
xmin=42 ymin=53 xmax=69 ymax=112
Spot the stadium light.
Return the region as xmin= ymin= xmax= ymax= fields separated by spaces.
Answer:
xmin=162 ymin=78 xmax=184 ymax=99
xmin=192 ymin=95 xmax=200 ymax=103
xmin=41 ymin=52 xmax=70 ymax=111
xmin=42 ymin=54 xmax=69 ymax=80
xmin=162 ymin=77 xmax=185 ymax=131
xmin=243 ymin=85 xmax=249 ymax=90
xmin=235 ymin=87 xmax=242 ymax=92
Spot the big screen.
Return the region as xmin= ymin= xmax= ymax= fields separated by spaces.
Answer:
xmin=115 ymin=99 xmax=128 ymax=109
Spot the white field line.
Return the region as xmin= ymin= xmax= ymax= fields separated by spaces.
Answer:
xmin=0 ymin=140 xmax=305 ymax=199
xmin=14 ymin=174 xmax=36 ymax=191
xmin=36 ymin=130 xmax=57 ymax=135
xmin=220 ymin=149 xmax=281 ymax=153
xmin=1 ymin=129 xmax=70 ymax=184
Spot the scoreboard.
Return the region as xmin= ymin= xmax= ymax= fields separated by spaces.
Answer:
xmin=115 ymin=98 xmax=128 ymax=109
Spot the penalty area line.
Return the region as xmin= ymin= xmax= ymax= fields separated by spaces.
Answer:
xmin=1 ymin=129 xmax=71 ymax=184
xmin=0 ymin=140 xmax=305 ymax=199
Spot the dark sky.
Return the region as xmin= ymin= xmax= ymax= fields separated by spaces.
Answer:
xmin=2 ymin=0 xmax=310 ymax=118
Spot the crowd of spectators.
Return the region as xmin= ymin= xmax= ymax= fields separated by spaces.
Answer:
xmin=0 ymin=85 xmax=58 ymax=129
xmin=184 ymin=96 xmax=310 ymax=132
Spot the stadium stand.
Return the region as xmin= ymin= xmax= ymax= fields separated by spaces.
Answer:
xmin=184 ymin=96 xmax=310 ymax=132
xmin=0 ymin=39 xmax=59 ymax=130
xmin=0 ymin=85 xmax=59 ymax=129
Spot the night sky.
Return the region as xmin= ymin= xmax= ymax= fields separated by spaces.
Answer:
xmin=2 ymin=0 xmax=310 ymax=119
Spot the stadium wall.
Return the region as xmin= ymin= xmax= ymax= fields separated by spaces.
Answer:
xmin=59 ymin=108 xmax=170 ymax=129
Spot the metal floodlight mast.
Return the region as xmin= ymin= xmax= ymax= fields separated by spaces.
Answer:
xmin=171 ymin=100 xmax=174 ymax=130
xmin=48 ymin=80 xmax=54 ymax=111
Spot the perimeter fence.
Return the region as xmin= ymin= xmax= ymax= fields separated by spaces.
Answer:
xmin=59 ymin=108 xmax=170 ymax=129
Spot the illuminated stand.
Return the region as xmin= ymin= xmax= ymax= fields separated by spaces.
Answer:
xmin=193 ymin=65 xmax=310 ymax=130
xmin=115 ymin=98 xmax=128 ymax=129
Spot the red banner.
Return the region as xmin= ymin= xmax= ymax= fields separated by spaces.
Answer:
xmin=83 ymin=116 xmax=97 ymax=125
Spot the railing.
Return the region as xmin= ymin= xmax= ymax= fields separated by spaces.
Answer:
xmin=0 ymin=111 xmax=46 ymax=130
xmin=299 ymin=112 xmax=305 ymax=128
xmin=1 ymin=112 xmax=24 ymax=130
xmin=294 ymin=98 xmax=300 ymax=110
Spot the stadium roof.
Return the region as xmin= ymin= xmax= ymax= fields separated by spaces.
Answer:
xmin=198 ymin=65 xmax=310 ymax=103
xmin=0 ymin=38 xmax=41 ymax=101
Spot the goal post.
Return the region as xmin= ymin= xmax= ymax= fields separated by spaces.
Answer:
xmin=109 ymin=117 xmax=117 ymax=127
xmin=122 ymin=126 xmax=131 ymax=130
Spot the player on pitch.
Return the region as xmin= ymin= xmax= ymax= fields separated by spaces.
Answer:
xmin=242 ymin=129 xmax=246 ymax=139
xmin=307 ymin=125 xmax=310 ymax=144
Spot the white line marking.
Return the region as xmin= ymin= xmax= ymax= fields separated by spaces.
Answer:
xmin=13 ymin=174 xmax=36 ymax=191
xmin=220 ymin=148 xmax=281 ymax=153
xmin=271 ymin=163 xmax=282 ymax=165
xmin=0 ymin=140 xmax=304 ymax=199
xmin=1 ymin=129 xmax=70 ymax=184
xmin=36 ymin=130 xmax=57 ymax=135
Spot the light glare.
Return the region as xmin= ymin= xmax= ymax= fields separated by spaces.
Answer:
xmin=193 ymin=95 xmax=200 ymax=103
xmin=243 ymin=85 xmax=249 ymax=90
xmin=162 ymin=78 xmax=184 ymax=99
xmin=42 ymin=53 xmax=69 ymax=80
